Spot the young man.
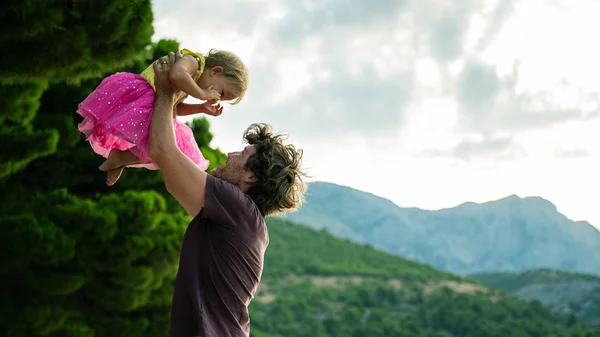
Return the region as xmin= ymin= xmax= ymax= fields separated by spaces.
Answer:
xmin=149 ymin=52 xmax=307 ymax=337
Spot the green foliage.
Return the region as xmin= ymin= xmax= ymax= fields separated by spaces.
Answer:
xmin=0 ymin=187 xmax=186 ymax=337
xmin=0 ymin=80 xmax=48 ymax=124
xmin=265 ymin=218 xmax=464 ymax=281
xmin=470 ymin=269 xmax=600 ymax=292
xmin=0 ymin=123 xmax=59 ymax=178
xmin=0 ymin=0 xmax=154 ymax=84
xmin=0 ymin=0 xmax=155 ymax=178
xmin=471 ymin=269 xmax=600 ymax=325
xmin=0 ymin=80 xmax=55 ymax=179
xmin=246 ymin=219 xmax=600 ymax=336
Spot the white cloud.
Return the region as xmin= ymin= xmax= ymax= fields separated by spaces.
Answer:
xmin=153 ymin=0 xmax=600 ymax=229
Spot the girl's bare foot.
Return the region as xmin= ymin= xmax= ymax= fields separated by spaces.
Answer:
xmin=106 ymin=166 xmax=125 ymax=186
xmin=99 ymin=149 xmax=139 ymax=171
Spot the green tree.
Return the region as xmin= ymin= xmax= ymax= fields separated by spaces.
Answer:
xmin=0 ymin=0 xmax=154 ymax=84
xmin=0 ymin=26 xmax=226 ymax=336
xmin=0 ymin=80 xmax=56 ymax=178
xmin=0 ymin=0 xmax=155 ymax=179
xmin=1 ymin=189 xmax=185 ymax=337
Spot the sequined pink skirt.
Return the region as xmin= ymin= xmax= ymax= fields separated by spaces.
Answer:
xmin=77 ymin=72 xmax=209 ymax=171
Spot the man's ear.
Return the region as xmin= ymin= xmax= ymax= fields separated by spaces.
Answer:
xmin=244 ymin=170 xmax=259 ymax=184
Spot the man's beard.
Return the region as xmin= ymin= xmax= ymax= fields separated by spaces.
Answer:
xmin=210 ymin=166 xmax=242 ymax=187
xmin=209 ymin=165 xmax=225 ymax=177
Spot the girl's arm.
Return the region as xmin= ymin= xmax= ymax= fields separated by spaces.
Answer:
xmin=176 ymin=102 xmax=203 ymax=116
xmin=169 ymin=55 xmax=221 ymax=101
xmin=176 ymin=102 xmax=224 ymax=117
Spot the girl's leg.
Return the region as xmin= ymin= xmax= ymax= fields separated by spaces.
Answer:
xmin=106 ymin=166 xmax=125 ymax=186
xmin=98 ymin=149 xmax=140 ymax=171
xmin=99 ymin=149 xmax=140 ymax=186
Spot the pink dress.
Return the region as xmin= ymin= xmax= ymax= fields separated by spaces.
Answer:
xmin=76 ymin=49 xmax=210 ymax=171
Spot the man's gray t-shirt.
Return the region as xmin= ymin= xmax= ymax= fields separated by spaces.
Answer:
xmin=168 ymin=175 xmax=269 ymax=337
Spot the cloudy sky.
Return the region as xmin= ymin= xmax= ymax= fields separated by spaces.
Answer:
xmin=152 ymin=0 xmax=600 ymax=229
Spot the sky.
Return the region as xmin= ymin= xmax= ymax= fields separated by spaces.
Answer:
xmin=151 ymin=0 xmax=600 ymax=229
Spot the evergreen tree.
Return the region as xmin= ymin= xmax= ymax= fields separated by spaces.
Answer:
xmin=0 ymin=11 xmax=226 ymax=333
xmin=0 ymin=0 xmax=155 ymax=179
xmin=0 ymin=0 xmax=154 ymax=84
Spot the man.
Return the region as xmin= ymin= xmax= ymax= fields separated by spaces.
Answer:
xmin=148 ymin=52 xmax=307 ymax=337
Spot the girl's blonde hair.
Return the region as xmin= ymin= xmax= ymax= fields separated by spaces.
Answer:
xmin=204 ymin=49 xmax=249 ymax=105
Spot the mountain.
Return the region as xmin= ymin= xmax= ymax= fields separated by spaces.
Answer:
xmin=471 ymin=269 xmax=600 ymax=325
xmin=281 ymin=182 xmax=600 ymax=275
xmin=248 ymin=218 xmax=600 ymax=336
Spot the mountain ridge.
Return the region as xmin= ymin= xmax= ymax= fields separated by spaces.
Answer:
xmin=282 ymin=181 xmax=600 ymax=275
xmin=315 ymin=183 xmax=575 ymax=220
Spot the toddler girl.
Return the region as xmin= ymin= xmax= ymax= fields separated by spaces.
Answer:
xmin=76 ymin=48 xmax=249 ymax=185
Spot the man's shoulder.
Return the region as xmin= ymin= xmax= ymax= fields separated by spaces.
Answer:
xmin=203 ymin=175 xmax=263 ymax=223
xmin=207 ymin=175 xmax=255 ymax=206
xmin=207 ymin=175 xmax=243 ymax=198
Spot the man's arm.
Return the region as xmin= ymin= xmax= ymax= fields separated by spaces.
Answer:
xmin=148 ymin=52 xmax=208 ymax=217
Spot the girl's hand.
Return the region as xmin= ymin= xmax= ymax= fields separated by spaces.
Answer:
xmin=198 ymin=85 xmax=221 ymax=101
xmin=200 ymin=101 xmax=224 ymax=116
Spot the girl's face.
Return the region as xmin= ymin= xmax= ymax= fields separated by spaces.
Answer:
xmin=199 ymin=66 xmax=237 ymax=102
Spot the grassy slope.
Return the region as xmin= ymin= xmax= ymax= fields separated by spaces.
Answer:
xmin=471 ymin=269 xmax=600 ymax=325
xmin=245 ymin=218 xmax=600 ymax=337
xmin=263 ymin=217 xmax=465 ymax=281
xmin=470 ymin=269 xmax=600 ymax=292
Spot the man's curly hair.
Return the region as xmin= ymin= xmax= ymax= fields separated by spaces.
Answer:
xmin=243 ymin=123 xmax=308 ymax=217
